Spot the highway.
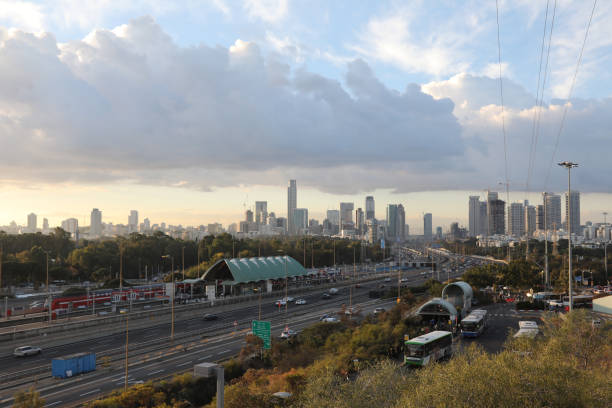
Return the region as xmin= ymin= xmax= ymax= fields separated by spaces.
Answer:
xmin=0 ymin=268 xmax=442 ymax=408
xmin=0 ymin=252 xmax=513 ymax=407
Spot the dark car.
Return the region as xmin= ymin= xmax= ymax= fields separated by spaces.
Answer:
xmin=203 ymin=313 xmax=219 ymax=321
xmin=322 ymin=293 xmax=331 ymax=299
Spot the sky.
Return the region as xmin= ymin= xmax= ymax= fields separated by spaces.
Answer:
xmin=0 ymin=0 xmax=611 ymax=232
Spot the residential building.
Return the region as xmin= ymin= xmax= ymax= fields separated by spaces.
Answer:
xmin=365 ymin=196 xmax=375 ymax=220
xmin=536 ymin=204 xmax=545 ymax=231
xmin=508 ymin=202 xmax=525 ymax=237
xmin=488 ymin=199 xmax=505 ymax=235
xmin=90 ymin=208 xmax=102 ymax=237
xmin=565 ymin=191 xmax=581 ymax=235
xmin=293 ymin=208 xmax=308 ymax=234
xmin=468 ymin=196 xmax=480 ymax=237
xmin=287 ymin=180 xmax=297 ymax=235
xmin=423 ymin=213 xmax=432 ymax=239
xmin=340 ymin=202 xmax=354 ymax=230
xmin=245 ymin=209 xmax=254 ymax=223
xmin=27 ymin=213 xmax=37 ymax=232
xmin=356 ymin=208 xmax=365 ymax=235
xmin=128 ymin=210 xmax=138 ymax=233
xmin=386 ymin=204 xmax=406 ymax=241
xmin=543 ymin=193 xmax=561 ymax=231
xmin=61 ymin=218 xmax=79 ymax=238
xmin=255 ymin=201 xmax=268 ymax=225
xmin=525 ymin=205 xmax=536 ymax=237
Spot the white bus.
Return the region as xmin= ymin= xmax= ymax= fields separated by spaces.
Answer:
xmin=514 ymin=321 xmax=539 ymax=338
xmin=404 ymin=330 xmax=453 ymax=366
xmin=460 ymin=309 xmax=487 ymax=338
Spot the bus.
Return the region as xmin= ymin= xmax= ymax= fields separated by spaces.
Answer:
xmin=404 ymin=330 xmax=453 ymax=366
xmin=460 ymin=309 xmax=487 ymax=338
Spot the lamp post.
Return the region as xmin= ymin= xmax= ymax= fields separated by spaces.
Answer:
xmin=45 ymin=251 xmax=52 ymax=324
xmin=162 ymin=255 xmax=175 ymax=340
xmin=558 ymin=161 xmax=578 ymax=312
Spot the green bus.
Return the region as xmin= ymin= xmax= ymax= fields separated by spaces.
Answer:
xmin=404 ymin=330 xmax=453 ymax=366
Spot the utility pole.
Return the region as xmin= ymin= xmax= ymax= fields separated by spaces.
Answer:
xmin=604 ymin=212 xmax=608 ymax=284
xmin=559 ymin=161 xmax=578 ymax=312
xmin=303 ymin=238 xmax=306 ymax=267
xmin=544 ymin=192 xmax=549 ymax=288
xmin=119 ymin=246 xmax=124 ymax=291
xmin=124 ymin=310 xmax=129 ymax=391
xmin=182 ymin=246 xmax=185 ymax=282
xmin=162 ymin=255 xmax=175 ymax=340
xmin=0 ymin=243 xmax=3 ymax=294
xmin=46 ymin=252 xmax=51 ymax=324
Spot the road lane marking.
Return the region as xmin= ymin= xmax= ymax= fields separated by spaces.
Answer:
xmin=148 ymin=369 xmax=164 ymax=376
xmin=79 ymin=389 xmax=100 ymax=397
xmin=177 ymin=361 xmax=192 ymax=367
xmin=198 ymin=354 xmax=213 ymax=360
xmin=45 ymin=401 xmax=62 ymax=407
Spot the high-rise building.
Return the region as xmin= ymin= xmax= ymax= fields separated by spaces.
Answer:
xmin=90 ymin=208 xmax=102 ymax=237
xmin=365 ymin=196 xmax=375 ymax=220
xmin=565 ymin=191 xmax=581 ymax=235
xmin=436 ymin=226 xmax=443 ymax=240
xmin=386 ymin=204 xmax=405 ymax=240
xmin=27 ymin=213 xmax=37 ymax=232
xmin=356 ymin=208 xmax=365 ymax=235
xmin=536 ymin=204 xmax=545 ymax=231
xmin=42 ymin=218 xmax=49 ymax=233
xmin=468 ymin=196 xmax=480 ymax=237
xmin=143 ymin=217 xmax=151 ymax=232
xmin=488 ymin=199 xmax=505 ymax=235
xmin=508 ymin=202 xmax=525 ymax=237
xmin=479 ymin=202 xmax=488 ymax=235
xmin=245 ymin=209 xmax=254 ymax=223
xmin=287 ymin=180 xmax=297 ymax=235
xmin=543 ymin=193 xmax=561 ymax=231
xmin=61 ymin=218 xmax=79 ymax=237
xmin=366 ymin=219 xmax=378 ymax=243
xmin=293 ymin=208 xmax=308 ymax=233
xmin=128 ymin=210 xmax=138 ymax=233
xmin=525 ymin=205 xmax=536 ymax=237
xmin=423 ymin=213 xmax=432 ymax=239
xmin=255 ymin=201 xmax=268 ymax=225
xmin=326 ymin=210 xmax=340 ymax=226
xmin=340 ymin=202 xmax=354 ymax=230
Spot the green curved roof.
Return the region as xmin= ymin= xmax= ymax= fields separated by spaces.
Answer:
xmin=201 ymin=256 xmax=310 ymax=284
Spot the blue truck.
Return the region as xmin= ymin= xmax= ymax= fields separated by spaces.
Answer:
xmin=52 ymin=352 xmax=96 ymax=379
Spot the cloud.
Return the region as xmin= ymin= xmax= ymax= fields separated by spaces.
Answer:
xmin=0 ymin=0 xmax=44 ymax=32
xmin=0 ymin=17 xmax=467 ymax=194
xmin=243 ymin=0 xmax=288 ymax=23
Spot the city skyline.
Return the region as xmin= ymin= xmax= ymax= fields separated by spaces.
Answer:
xmin=1 ymin=2 xmax=612 ymax=230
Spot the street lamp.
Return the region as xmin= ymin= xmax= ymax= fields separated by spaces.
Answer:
xmin=604 ymin=212 xmax=608 ymax=284
xmin=277 ymin=250 xmax=288 ymax=322
xmin=558 ymin=161 xmax=578 ymax=312
xmin=162 ymin=255 xmax=175 ymax=340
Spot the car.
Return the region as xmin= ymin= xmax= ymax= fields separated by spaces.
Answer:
xmin=14 ymin=346 xmax=42 ymax=357
xmin=280 ymin=329 xmax=299 ymax=339
xmin=119 ymin=309 xmax=128 ymax=314
xmin=275 ymin=299 xmax=287 ymax=306
xmin=322 ymin=317 xmax=339 ymax=323
xmin=319 ymin=314 xmax=331 ymax=321
xmin=295 ymin=299 xmax=307 ymax=305
xmin=321 ymin=293 xmax=331 ymax=299
xmin=77 ymin=305 xmax=87 ymax=310
xmin=420 ymin=271 xmax=428 ymax=275
xmin=355 ymin=283 xmax=362 ymax=288
xmin=400 ymin=278 xmax=409 ymax=283
xmin=384 ymin=278 xmax=391 ymax=282
xmin=373 ymin=307 xmax=385 ymax=315
xmin=344 ymin=308 xmax=354 ymax=315
xmin=285 ymin=296 xmax=295 ymax=303
xmin=203 ymin=313 xmax=219 ymax=321
xmin=329 ymin=288 xmax=339 ymax=295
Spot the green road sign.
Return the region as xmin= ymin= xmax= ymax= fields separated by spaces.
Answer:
xmin=252 ymin=320 xmax=271 ymax=349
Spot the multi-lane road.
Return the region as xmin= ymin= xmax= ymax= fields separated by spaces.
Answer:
xmin=0 ymin=254 xmax=529 ymax=407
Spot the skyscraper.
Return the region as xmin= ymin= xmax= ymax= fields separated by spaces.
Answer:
xmin=488 ymin=199 xmax=505 ymax=235
xmin=423 ymin=213 xmax=432 ymax=239
xmin=365 ymin=196 xmax=375 ymax=220
xmin=525 ymin=205 xmax=536 ymax=237
xmin=508 ymin=202 xmax=525 ymax=237
xmin=536 ymin=204 xmax=545 ymax=231
xmin=356 ymin=208 xmax=365 ymax=235
xmin=90 ymin=208 xmax=102 ymax=237
xmin=479 ymin=201 xmax=488 ymax=236
xmin=42 ymin=218 xmax=49 ymax=233
xmin=27 ymin=213 xmax=37 ymax=232
xmin=543 ymin=193 xmax=561 ymax=231
xmin=128 ymin=210 xmax=138 ymax=233
xmin=287 ymin=180 xmax=297 ymax=235
xmin=326 ymin=210 xmax=340 ymax=226
xmin=565 ymin=191 xmax=581 ymax=235
xmin=340 ymin=202 xmax=354 ymax=230
xmin=468 ymin=196 xmax=480 ymax=237
xmin=245 ymin=209 xmax=254 ymax=223
xmin=293 ymin=208 xmax=308 ymax=233
xmin=386 ymin=204 xmax=405 ymax=240
xmin=255 ymin=201 xmax=268 ymax=225
xmin=61 ymin=218 xmax=79 ymax=238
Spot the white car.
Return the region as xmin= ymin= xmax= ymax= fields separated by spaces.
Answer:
xmin=275 ymin=299 xmax=287 ymax=307
xmin=322 ymin=317 xmax=339 ymax=323
xmin=295 ymin=299 xmax=307 ymax=305
xmin=14 ymin=346 xmax=42 ymax=357
xmin=280 ymin=329 xmax=299 ymax=339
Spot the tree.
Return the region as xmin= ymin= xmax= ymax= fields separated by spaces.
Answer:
xmin=13 ymin=387 xmax=44 ymax=408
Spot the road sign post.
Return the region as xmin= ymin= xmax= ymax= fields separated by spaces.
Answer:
xmin=252 ymin=320 xmax=271 ymax=350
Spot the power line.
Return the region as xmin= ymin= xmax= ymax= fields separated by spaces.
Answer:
xmin=544 ymin=0 xmax=597 ymax=188
xmin=526 ymin=0 xmax=556 ymax=196
xmin=495 ymin=0 xmax=510 ymax=207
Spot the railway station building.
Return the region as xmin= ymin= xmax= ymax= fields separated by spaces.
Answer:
xmin=200 ymin=256 xmax=313 ymax=296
